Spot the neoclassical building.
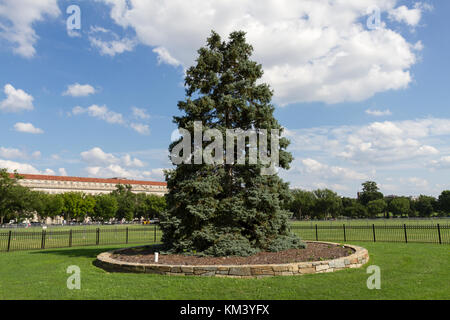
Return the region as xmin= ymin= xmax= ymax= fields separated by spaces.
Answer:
xmin=13 ymin=174 xmax=168 ymax=196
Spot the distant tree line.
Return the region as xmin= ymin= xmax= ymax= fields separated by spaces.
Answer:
xmin=0 ymin=169 xmax=166 ymax=224
xmin=289 ymin=181 xmax=450 ymax=220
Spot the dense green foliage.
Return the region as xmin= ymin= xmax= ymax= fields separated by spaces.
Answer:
xmin=0 ymin=170 xmax=166 ymax=224
xmin=161 ymin=31 xmax=304 ymax=256
xmin=289 ymin=181 xmax=449 ymax=220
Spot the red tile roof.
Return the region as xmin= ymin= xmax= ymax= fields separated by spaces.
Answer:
xmin=10 ymin=173 xmax=167 ymax=187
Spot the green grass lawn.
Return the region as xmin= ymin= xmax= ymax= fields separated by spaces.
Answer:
xmin=0 ymin=242 xmax=448 ymax=300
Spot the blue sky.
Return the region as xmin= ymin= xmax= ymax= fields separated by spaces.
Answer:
xmin=0 ymin=0 xmax=449 ymax=197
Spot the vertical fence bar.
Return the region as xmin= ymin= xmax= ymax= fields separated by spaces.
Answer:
xmin=404 ymin=224 xmax=408 ymax=243
xmin=7 ymin=230 xmax=12 ymax=252
xmin=315 ymin=224 xmax=318 ymax=241
xmin=96 ymin=228 xmax=100 ymax=245
xmin=41 ymin=230 xmax=46 ymax=249
xmin=437 ymin=224 xmax=442 ymax=245
xmin=154 ymin=224 xmax=157 ymax=242
xmin=372 ymin=224 xmax=376 ymax=242
xmin=343 ymin=224 xmax=346 ymax=242
xmin=126 ymin=227 xmax=129 ymax=244
xmin=69 ymin=230 xmax=72 ymax=247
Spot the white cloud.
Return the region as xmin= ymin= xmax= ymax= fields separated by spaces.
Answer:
xmin=131 ymin=107 xmax=150 ymax=120
xmin=0 ymin=84 xmax=34 ymax=112
xmin=88 ymin=26 xmax=137 ymax=56
xmin=143 ymin=168 xmax=166 ymax=181
xmin=388 ymin=5 xmax=422 ymax=26
xmin=72 ymin=105 xmax=125 ymax=124
xmin=0 ymin=147 xmax=26 ymax=159
xmin=44 ymin=168 xmax=55 ymax=175
xmin=58 ymin=168 xmax=68 ymax=176
xmin=81 ymin=147 xmax=145 ymax=168
xmin=0 ymin=159 xmax=41 ymax=174
xmin=13 ymin=122 xmax=44 ymax=134
xmin=0 ymin=0 xmax=60 ymax=58
xmin=121 ymin=154 xmax=145 ymax=168
xmin=365 ymin=109 xmax=392 ymax=116
xmin=287 ymin=117 xmax=450 ymax=165
xmin=31 ymin=151 xmax=41 ymax=159
xmin=99 ymin=0 xmax=428 ymax=105
xmin=85 ymin=164 xmax=134 ymax=178
xmin=72 ymin=105 xmax=151 ymax=135
xmin=81 ymin=147 xmax=119 ymax=166
xmin=63 ymin=83 xmax=97 ymax=97
xmin=130 ymin=123 xmax=150 ymax=135
xmin=0 ymin=159 xmax=54 ymax=176
xmin=301 ymin=158 xmax=368 ymax=181
xmin=430 ymin=156 xmax=450 ymax=169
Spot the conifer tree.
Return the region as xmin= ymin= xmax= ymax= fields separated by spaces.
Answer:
xmin=160 ymin=31 xmax=305 ymax=256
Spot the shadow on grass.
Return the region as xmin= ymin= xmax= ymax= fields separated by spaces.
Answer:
xmin=29 ymin=246 xmax=126 ymax=259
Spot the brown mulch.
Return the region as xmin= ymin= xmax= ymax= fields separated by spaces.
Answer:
xmin=111 ymin=243 xmax=354 ymax=265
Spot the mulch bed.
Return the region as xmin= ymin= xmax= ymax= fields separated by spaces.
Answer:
xmin=111 ymin=242 xmax=354 ymax=265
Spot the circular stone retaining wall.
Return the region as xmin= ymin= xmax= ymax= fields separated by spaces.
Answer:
xmin=95 ymin=241 xmax=369 ymax=278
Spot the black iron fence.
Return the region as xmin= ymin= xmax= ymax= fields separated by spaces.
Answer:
xmin=0 ymin=225 xmax=161 ymax=252
xmin=0 ymin=223 xmax=448 ymax=253
xmin=291 ymin=224 xmax=450 ymax=245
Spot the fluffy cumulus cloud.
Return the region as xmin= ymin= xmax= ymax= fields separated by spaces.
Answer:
xmin=80 ymin=147 xmax=168 ymax=180
xmin=13 ymin=122 xmax=44 ymax=134
xmin=0 ymin=147 xmax=41 ymax=160
xmin=63 ymin=83 xmax=97 ymax=97
xmin=0 ymin=159 xmax=55 ymax=175
xmin=88 ymin=26 xmax=137 ymax=56
xmin=71 ymin=105 xmax=150 ymax=135
xmin=300 ymin=158 xmax=368 ymax=181
xmin=286 ymin=117 xmax=450 ymax=165
xmin=81 ymin=147 xmax=145 ymax=168
xmin=0 ymin=84 xmax=34 ymax=112
xmin=0 ymin=147 xmax=26 ymax=159
xmin=281 ymin=117 xmax=450 ymax=195
xmin=72 ymin=104 xmax=125 ymax=124
xmin=98 ymin=0 xmax=428 ymax=105
xmin=0 ymin=0 xmax=60 ymax=58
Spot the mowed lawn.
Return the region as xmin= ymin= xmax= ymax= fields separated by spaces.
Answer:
xmin=0 ymin=242 xmax=448 ymax=300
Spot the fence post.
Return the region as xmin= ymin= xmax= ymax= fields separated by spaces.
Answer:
xmin=126 ymin=227 xmax=129 ymax=244
xmin=404 ymin=224 xmax=408 ymax=243
xmin=7 ymin=230 xmax=12 ymax=252
xmin=96 ymin=228 xmax=100 ymax=245
xmin=437 ymin=224 xmax=442 ymax=245
xmin=315 ymin=224 xmax=318 ymax=241
xmin=372 ymin=224 xmax=376 ymax=242
xmin=69 ymin=229 xmax=72 ymax=247
xmin=154 ymin=224 xmax=157 ymax=242
xmin=41 ymin=230 xmax=46 ymax=249
xmin=343 ymin=224 xmax=346 ymax=242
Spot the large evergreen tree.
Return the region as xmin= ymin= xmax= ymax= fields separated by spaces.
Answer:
xmin=160 ymin=31 xmax=304 ymax=256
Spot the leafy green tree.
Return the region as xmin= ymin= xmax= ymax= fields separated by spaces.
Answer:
xmin=112 ymin=185 xmax=135 ymax=221
xmin=438 ymin=190 xmax=450 ymax=215
xmin=62 ymin=192 xmax=95 ymax=222
xmin=161 ymin=31 xmax=303 ymax=256
xmin=93 ymin=194 xmax=118 ymax=222
xmin=312 ymin=189 xmax=342 ymax=219
xmin=145 ymin=194 xmax=166 ymax=219
xmin=413 ymin=195 xmax=436 ymax=217
xmin=367 ymin=199 xmax=387 ymax=218
xmin=358 ymin=181 xmax=384 ymax=206
xmin=0 ymin=169 xmax=23 ymax=224
xmin=388 ymin=197 xmax=410 ymax=217
xmin=344 ymin=202 xmax=368 ymax=218
xmin=289 ymin=189 xmax=316 ymax=219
